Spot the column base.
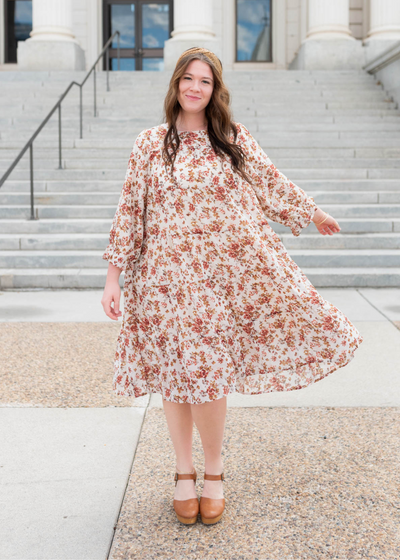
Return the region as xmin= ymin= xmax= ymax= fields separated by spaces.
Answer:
xmin=163 ymin=37 xmax=222 ymax=71
xmin=289 ymin=39 xmax=364 ymax=70
xmin=17 ymin=40 xmax=86 ymax=71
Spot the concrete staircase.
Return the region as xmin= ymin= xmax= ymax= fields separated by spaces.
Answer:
xmin=0 ymin=69 xmax=399 ymax=289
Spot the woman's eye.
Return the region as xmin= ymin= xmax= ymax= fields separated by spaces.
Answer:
xmin=183 ymin=77 xmax=210 ymax=85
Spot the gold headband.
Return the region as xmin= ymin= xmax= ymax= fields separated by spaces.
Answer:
xmin=176 ymin=47 xmax=223 ymax=76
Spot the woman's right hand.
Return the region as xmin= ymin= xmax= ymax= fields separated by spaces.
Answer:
xmin=101 ymin=263 xmax=123 ymax=320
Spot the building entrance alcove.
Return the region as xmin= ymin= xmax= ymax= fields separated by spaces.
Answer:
xmin=4 ymin=0 xmax=32 ymax=63
xmin=103 ymin=0 xmax=173 ymax=71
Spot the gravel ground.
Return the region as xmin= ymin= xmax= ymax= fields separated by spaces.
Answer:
xmin=2 ymin=322 xmax=399 ymax=559
xmin=0 ymin=322 xmax=149 ymax=408
xmin=110 ymin=407 xmax=400 ymax=560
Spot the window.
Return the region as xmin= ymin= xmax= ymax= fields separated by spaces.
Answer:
xmin=236 ymin=0 xmax=272 ymax=62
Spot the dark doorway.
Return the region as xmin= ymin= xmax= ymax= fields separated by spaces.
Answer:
xmin=103 ymin=0 xmax=173 ymax=71
xmin=4 ymin=0 xmax=32 ymax=63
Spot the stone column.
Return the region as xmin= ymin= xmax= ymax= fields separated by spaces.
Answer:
xmin=17 ymin=0 xmax=85 ymax=70
xmin=364 ymin=0 xmax=400 ymax=62
xmin=164 ymin=0 xmax=221 ymax=71
xmin=307 ymin=0 xmax=353 ymax=40
xmin=289 ymin=0 xmax=364 ymax=70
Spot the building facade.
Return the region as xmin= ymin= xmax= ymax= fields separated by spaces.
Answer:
xmin=1 ymin=0 xmax=400 ymax=72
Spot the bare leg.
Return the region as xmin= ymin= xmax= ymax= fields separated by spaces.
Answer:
xmin=190 ymin=396 xmax=227 ymax=499
xmin=162 ymin=399 xmax=197 ymax=500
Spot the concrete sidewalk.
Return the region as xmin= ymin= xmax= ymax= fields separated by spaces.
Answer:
xmin=0 ymin=288 xmax=399 ymax=559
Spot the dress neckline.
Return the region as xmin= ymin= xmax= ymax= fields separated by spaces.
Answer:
xmin=177 ymin=128 xmax=208 ymax=135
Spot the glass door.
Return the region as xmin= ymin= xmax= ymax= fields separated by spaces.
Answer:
xmin=236 ymin=0 xmax=272 ymax=62
xmin=103 ymin=0 xmax=173 ymax=71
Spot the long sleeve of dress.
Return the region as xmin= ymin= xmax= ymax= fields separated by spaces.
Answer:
xmin=102 ymin=130 xmax=151 ymax=272
xmin=236 ymin=122 xmax=317 ymax=237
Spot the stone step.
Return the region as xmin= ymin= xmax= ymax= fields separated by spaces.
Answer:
xmin=104 ymin=106 xmax=400 ymax=116
xmin=2 ymin=86 xmax=382 ymax=99
xmin=4 ymin=115 xmax=400 ymax=131
xmin=0 ymin=217 xmax=397 ymax=235
xmin=0 ymin=139 xmax=76 ymax=150
xmin=1 ymin=203 xmax=400 ymax=219
xmin=258 ymin=130 xmax=400 ymax=141
xmin=0 ymin=206 xmax=118 ymax=219
xmin=296 ymin=179 xmax=400 ymax=191
xmin=61 ymin=136 xmax=400 ymax=149
xmin=87 ymin=121 xmax=400 ymax=132
xmin=0 ymin=73 xmax=373 ymax=79
xmin=2 ymin=92 xmax=391 ymax=107
xmin=0 ymin=266 xmax=399 ymax=290
xmin=288 ymin=249 xmax=400 ymax=268
xmin=281 ymin=233 xmax=400 ymax=249
xmin=12 ymin=106 xmax=387 ymax=118
xmin=0 ymin=250 xmax=108 ymax=268
xmin=275 ymin=158 xmax=400 ymax=168
xmin=6 ymin=167 xmax=400 ymax=181
xmin=3 ymin=112 xmax=398 ymax=134
xmin=0 ymin=154 xmax=400 ymax=174
xmin=5 ymin=131 xmax=400 ymax=151
xmin=0 ymin=218 xmax=112 ymax=233
xmin=1 ymin=190 xmax=400 ymax=206
xmin=302 ymin=268 xmax=400 ymax=288
xmin=0 ymin=268 xmax=112 ymax=290
xmin=272 ymin=218 xmax=400 ymax=234
xmin=0 ymin=248 xmax=399 ymax=269
xmin=253 ymin=100 xmax=398 ymax=108
xmin=4 ymin=157 xmax=400 ymax=172
xmin=0 ymin=233 xmax=108 ymax=250
xmin=11 ymin=178 xmax=382 ymax=194
xmin=2 ymin=147 xmax=400 ymax=161
xmin=0 ymin=232 xmax=399 ymax=251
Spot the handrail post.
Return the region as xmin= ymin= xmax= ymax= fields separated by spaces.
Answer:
xmin=94 ymin=65 xmax=97 ymax=117
xmin=58 ymin=104 xmax=62 ymax=169
xmin=79 ymin=85 xmax=83 ymax=139
xmin=106 ymin=48 xmax=110 ymax=91
xmin=29 ymin=144 xmax=35 ymax=220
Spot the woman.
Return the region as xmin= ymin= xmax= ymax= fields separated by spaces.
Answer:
xmin=101 ymin=47 xmax=363 ymax=526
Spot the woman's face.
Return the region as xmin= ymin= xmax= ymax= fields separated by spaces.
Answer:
xmin=177 ymin=59 xmax=214 ymax=117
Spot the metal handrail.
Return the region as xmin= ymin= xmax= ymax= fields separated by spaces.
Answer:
xmin=0 ymin=31 xmax=121 ymax=220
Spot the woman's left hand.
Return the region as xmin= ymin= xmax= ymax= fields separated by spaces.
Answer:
xmin=312 ymin=208 xmax=341 ymax=236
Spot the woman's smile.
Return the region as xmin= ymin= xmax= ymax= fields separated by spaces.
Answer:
xmin=186 ymin=94 xmax=201 ymax=100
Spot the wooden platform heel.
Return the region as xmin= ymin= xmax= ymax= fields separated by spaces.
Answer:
xmin=200 ymin=472 xmax=225 ymax=525
xmin=173 ymin=468 xmax=199 ymax=525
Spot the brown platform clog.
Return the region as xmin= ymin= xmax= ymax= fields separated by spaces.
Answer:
xmin=200 ymin=472 xmax=225 ymax=525
xmin=173 ymin=468 xmax=199 ymax=525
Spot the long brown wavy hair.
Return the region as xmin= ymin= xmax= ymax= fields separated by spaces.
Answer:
xmin=162 ymin=50 xmax=252 ymax=184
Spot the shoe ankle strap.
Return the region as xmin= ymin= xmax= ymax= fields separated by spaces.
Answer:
xmin=174 ymin=470 xmax=197 ymax=485
xmin=204 ymin=472 xmax=224 ymax=481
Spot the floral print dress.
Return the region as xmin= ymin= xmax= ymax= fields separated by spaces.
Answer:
xmin=102 ymin=122 xmax=363 ymax=404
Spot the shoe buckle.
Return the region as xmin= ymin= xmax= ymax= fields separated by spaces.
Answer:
xmin=174 ymin=472 xmax=178 ymax=486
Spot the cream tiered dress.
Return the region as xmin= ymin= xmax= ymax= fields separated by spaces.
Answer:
xmin=102 ymin=122 xmax=363 ymax=403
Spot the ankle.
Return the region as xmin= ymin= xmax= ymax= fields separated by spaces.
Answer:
xmin=204 ymin=461 xmax=224 ymax=475
xmin=176 ymin=464 xmax=195 ymax=474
